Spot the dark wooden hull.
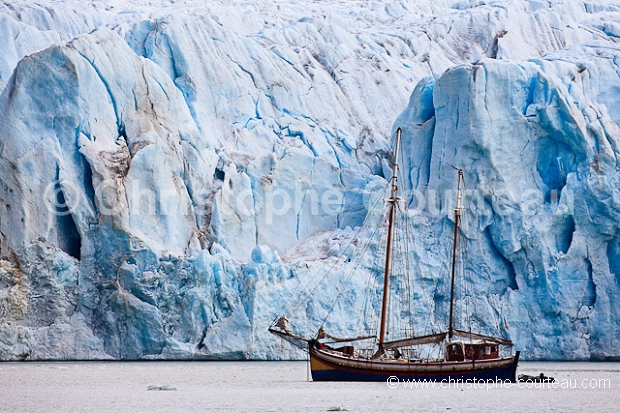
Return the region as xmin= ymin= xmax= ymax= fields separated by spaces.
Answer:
xmin=310 ymin=347 xmax=520 ymax=382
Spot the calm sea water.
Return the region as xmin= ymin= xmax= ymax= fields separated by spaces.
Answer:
xmin=1 ymin=361 xmax=618 ymax=412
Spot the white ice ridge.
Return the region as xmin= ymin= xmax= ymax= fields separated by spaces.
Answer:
xmin=0 ymin=0 xmax=619 ymax=360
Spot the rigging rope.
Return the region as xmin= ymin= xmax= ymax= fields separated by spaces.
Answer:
xmin=275 ymin=178 xmax=390 ymax=324
xmin=270 ymin=169 xmax=392 ymax=325
xmin=357 ymin=208 xmax=389 ymax=340
xmin=349 ymin=198 xmax=390 ymax=337
xmin=315 ymin=183 xmax=390 ymax=334
xmin=402 ymin=202 xmax=418 ymax=337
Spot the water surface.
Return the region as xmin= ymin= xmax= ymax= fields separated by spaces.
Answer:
xmin=1 ymin=361 xmax=618 ymax=412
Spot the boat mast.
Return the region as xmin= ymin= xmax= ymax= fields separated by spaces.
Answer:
xmin=377 ymin=127 xmax=401 ymax=355
xmin=448 ymin=169 xmax=464 ymax=341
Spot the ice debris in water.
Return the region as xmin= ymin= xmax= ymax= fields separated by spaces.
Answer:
xmin=147 ymin=385 xmax=177 ymax=391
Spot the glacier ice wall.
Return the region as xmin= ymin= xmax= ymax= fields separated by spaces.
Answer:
xmin=396 ymin=48 xmax=620 ymax=360
xmin=0 ymin=0 xmax=619 ymax=360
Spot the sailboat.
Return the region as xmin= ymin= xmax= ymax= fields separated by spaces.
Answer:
xmin=269 ymin=127 xmax=520 ymax=382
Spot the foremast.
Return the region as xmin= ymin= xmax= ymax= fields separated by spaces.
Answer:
xmin=448 ymin=169 xmax=465 ymax=341
xmin=377 ymin=127 xmax=402 ymax=356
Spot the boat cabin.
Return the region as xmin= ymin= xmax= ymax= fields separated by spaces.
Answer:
xmin=446 ymin=341 xmax=499 ymax=361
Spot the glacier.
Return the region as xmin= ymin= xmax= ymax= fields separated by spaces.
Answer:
xmin=0 ymin=0 xmax=619 ymax=361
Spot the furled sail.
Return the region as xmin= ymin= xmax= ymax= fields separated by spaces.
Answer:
xmin=268 ymin=316 xmax=310 ymax=349
xmin=382 ymin=332 xmax=447 ymax=349
xmin=451 ymin=329 xmax=512 ymax=345
xmin=316 ymin=326 xmax=375 ymax=343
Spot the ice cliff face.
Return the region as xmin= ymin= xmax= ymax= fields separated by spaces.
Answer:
xmin=397 ymin=48 xmax=620 ymax=360
xmin=0 ymin=0 xmax=619 ymax=360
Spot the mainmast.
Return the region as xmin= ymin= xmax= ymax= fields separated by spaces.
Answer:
xmin=448 ymin=169 xmax=465 ymax=341
xmin=377 ymin=127 xmax=401 ymax=355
